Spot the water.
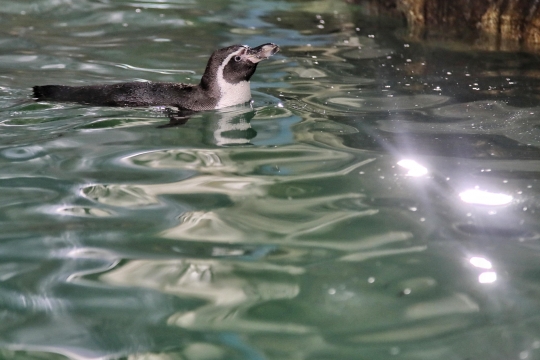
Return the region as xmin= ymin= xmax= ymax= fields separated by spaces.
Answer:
xmin=2 ymin=0 xmax=540 ymax=359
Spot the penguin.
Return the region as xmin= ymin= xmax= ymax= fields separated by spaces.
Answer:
xmin=32 ymin=43 xmax=279 ymax=111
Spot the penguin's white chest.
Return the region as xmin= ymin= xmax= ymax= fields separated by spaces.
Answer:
xmin=214 ymin=80 xmax=251 ymax=109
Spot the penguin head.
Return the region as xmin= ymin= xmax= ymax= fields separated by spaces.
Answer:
xmin=200 ymin=43 xmax=279 ymax=91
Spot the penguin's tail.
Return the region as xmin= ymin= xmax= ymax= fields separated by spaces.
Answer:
xmin=33 ymin=85 xmax=71 ymax=101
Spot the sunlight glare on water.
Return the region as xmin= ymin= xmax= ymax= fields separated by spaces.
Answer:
xmin=2 ymin=0 xmax=540 ymax=359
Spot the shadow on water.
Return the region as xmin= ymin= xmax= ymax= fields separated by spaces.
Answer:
xmin=2 ymin=0 xmax=540 ymax=359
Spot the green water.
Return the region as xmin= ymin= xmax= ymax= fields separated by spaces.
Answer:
xmin=2 ymin=0 xmax=540 ymax=359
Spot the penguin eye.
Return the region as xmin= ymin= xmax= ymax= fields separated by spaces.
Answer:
xmin=234 ymin=55 xmax=242 ymax=62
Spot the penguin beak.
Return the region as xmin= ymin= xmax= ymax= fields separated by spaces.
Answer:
xmin=245 ymin=43 xmax=279 ymax=63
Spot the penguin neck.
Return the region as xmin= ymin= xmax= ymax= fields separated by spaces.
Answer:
xmin=214 ymin=80 xmax=251 ymax=109
xmin=199 ymin=73 xmax=252 ymax=110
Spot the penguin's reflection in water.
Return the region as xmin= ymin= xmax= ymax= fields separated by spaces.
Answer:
xmin=161 ymin=107 xmax=257 ymax=146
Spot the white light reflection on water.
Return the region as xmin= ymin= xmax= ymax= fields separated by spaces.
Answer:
xmin=478 ymin=272 xmax=497 ymax=284
xmin=469 ymin=256 xmax=492 ymax=269
xmin=459 ymin=189 xmax=513 ymax=206
xmin=397 ymin=159 xmax=428 ymax=177
xmin=470 ymin=257 xmax=497 ymax=283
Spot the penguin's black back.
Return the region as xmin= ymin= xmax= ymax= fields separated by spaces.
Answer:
xmin=32 ymin=82 xmax=216 ymax=110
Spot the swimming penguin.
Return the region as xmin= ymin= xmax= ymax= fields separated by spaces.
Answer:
xmin=32 ymin=43 xmax=279 ymax=111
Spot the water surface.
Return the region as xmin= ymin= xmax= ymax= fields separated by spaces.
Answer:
xmin=2 ymin=0 xmax=540 ymax=359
